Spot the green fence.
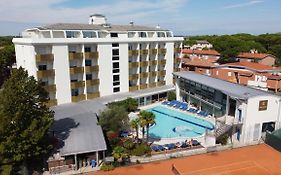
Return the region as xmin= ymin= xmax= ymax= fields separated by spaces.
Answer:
xmin=265 ymin=129 xmax=281 ymax=152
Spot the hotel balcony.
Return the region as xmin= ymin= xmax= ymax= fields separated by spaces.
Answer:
xmin=43 ymin=84 xmax=56 ymax=92
xmin=129 ymin=62 xmax=139 ymax=68
xmin=140 ymin=72 xmax=149 ymax=78
xmin=149 ymin=71 xmax=157 ymax=77
xmin=158 ymin=59 xmax=166 ymax=65
xmin=140 ymin=61 xmax=149 ymax=67
xmin=129 ymin=85 xmax=139 ymax=92
xmin=139 ymin=83 xmax=148 ymax=89
xmin=45 ymin=99 xmax=57 ymax=107
xmin=157 ymin=81 xmax=166 ymax=86
xmin=174 ymin=48 xmax=181 ymax=53
xmin=149 ymin=49 xmax=158 ymax=55
xmin=86 ymin=79 xmax=100 ymax=86
xmin=149 ymin=60 xmax=158 ymax=66
xmin=140 ymin=49 xmax=149 ymax=55
xmin=149 ymin=82 xmax=157 ymax=88
xmin=35 ymin=54 xmax=54 ymax=62
xmin=157 ymin=70 xmax=166 ymax=77
xmin=71 ymin=81 xmax=85 ymax=89
xmin=128 ymin=50 xmax=139 ymax=57
xmin=72 ymin=94 xmax=86 ymax=102
xmin=84 ymin=52 xmax=99 ymax=59
xmin=174 ymin=68 xmax=181 ymax=72
xmin=87 ymin=92 xmax=100 ymax=99
xmin=85 ymin=65 xmax=99 ymax=73
xmin=174 ymin=57 xmax=181 ymax=63
xmin=69 ymin=52 xmax=83 ymax=60
xmin=158 ymin=48 xmax=167 ymax=54
xmin=69 ymin=67 xmax=84 ymax=75
xmin=129 ymin=74 xmax=139 ymax=80
xmin=37 ymin=69 xmax=55 ymax=79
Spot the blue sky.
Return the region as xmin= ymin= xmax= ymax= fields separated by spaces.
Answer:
xmin=0 ymin=0 xmax=280 ymax=35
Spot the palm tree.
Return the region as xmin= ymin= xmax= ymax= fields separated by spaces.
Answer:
xmin=139 ymin=111 xmax=155 ymax=142
xmin=138 ymin=114 xmax=147 ymax=139
xmin=112 ymin=146 xmax=128 ymax=162
xmin=129 ymin=119 xmax=139 ymax=139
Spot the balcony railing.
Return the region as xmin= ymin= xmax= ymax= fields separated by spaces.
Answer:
xmin=69 ymin=52 xmax=83 ymax=60
xmin=174 ymin=57 xmax=181 ymax=63
xmin=45 ymin=99 xmax=57 ymax=107
xmin=140 ymin=72 xmax=149 ymax=78
xmin=157 ymin=70 xmax=166 ymax=76
xmin=86 ymin=79 xmax=100 ymax=86
xmin=157 ymin=81 xmax=166 ymax=86
xmin=85 ymin=65 xmax=99 ymax=73
xmin=71 ymin=81 xmax=85 ymax=89
xmin=149 ymin=71 xmax=157 ymax=77
xmin=84 ymin=52 xmax=99 ymax=59
xmin=149 ymin=49 xmax=158 ymax=55
xmin=140 ymin=49 xmax=149 ymax=55
xmin=43 ymin=84 xmax=56 ymax=92
xmin=37 ymin=69 xmax=55 ymax=79
xmin=69 ymin=67 xmax=84 ymax=75
xmin=149 ymin=60 xmax=158 ymax=66
xmin=158 ymin=59 xmax=166 ymax=65
xmin=174 ymin=68 xmax=181 ymax=72
xmin=129 ymin=62 xmax=139 ymax=68
xmin=129 ymin=86 xmax=139 ymax=92
xmin=36 ymin=54 xmax=54 ymax=62
xmin=149 ymin=82 xmax=157 ymax=88
xmin=129 ymin=74 xmax=139 ymax=80
xmin=87 ymin=92 xmax=100 ymax=99
xmin=158 ymin=48 xmax=167 ymax=54
xmin=128 ymin=50 xmax=139 ymax=57
xmin=72 ymin=94 xmax=86 ymax=102
xmin=140 ymin=61 xmax=149 ymax=67
xmin=174 ymin=48 xmax=181 ymax=53
xmin=139 ymin=84 xmax=148 ymax=89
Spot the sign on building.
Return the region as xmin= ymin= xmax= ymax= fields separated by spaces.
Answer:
xmin=259 ymin=100 xmax=268 ymax=111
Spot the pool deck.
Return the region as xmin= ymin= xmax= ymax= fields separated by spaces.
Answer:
xmin=139 ymin=103 xmax=216 ymax=147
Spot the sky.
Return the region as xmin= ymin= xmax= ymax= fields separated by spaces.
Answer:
xmin=0 ymin=0 xmax=280 ymax=36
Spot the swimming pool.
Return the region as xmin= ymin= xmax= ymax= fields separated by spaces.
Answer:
xmin=146 ymin=105 xmax=214 ymax=139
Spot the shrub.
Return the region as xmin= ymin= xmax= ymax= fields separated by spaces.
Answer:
xmin=167 ymin=91 xmax=176 ymax=101
xmin=216 ymin=134 xmax=229 ymax=145
xmin=131 ymin=143 xmax=151 ymax=156
xmin=100 ymin=163 xmax=115 ymax=171
xmin=123 ymin=138 xmax=135 ymax=150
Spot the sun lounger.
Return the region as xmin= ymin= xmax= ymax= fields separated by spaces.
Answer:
xmin=151 ymin=145 xmax=160 ymax=152
xmin=180 ymin=142 xmax=190 ymax=148
xmin=168 ymin=100 xmax=177 ymax=106
xmin=157 ymin=145 xmax=165 ymax=151
xmin=191 ymin=140 xmax=200 ymax=146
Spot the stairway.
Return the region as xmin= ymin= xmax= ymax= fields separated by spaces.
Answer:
xmin=215 ymin=124 xmax=232 ymax=138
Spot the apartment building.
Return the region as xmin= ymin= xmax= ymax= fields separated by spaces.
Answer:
xmin=237 ymin=52 xmax=276 ymax=66
xmin=13 ymin=14 xmax=183 ymax=106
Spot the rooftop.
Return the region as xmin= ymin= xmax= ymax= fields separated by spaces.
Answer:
xmin=238 ymin=52 xmax=275 ymax=60
xmin=173 ymin=71 xmax=277 ymax=99
xmin=182 ymin=49 xmax=220 ymax=56
xmin=38 ymin=23 xmax=169 ymax=32
xmin=182 ymin=58 xmax=216 ymax=68
xmin=223 ymin=61 xmax=273 ymax=71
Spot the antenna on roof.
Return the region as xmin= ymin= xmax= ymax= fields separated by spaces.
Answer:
xmin=156 ymin=24 xmax=161 ymax=29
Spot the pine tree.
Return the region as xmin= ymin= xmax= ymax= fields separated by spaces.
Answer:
xmin=0 ymin=67 xmax=54 ymax=173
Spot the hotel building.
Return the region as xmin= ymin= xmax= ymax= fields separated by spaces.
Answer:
xmin=13 ymin=14 xmax=183 ymax=106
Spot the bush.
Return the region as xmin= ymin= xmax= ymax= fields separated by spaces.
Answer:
xmin=167 ymin=91 xmax=176 ymax=101
xmin=131 ymin=143 xmax=151 ymax=156
xmin=123 ymin=139 xmax=135 ymax=150
xmin=100 ymin=163 xmax=115 ymax=171
xmin=216 ymin=134 xmax=229 ymax=145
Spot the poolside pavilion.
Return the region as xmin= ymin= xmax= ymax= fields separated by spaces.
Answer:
xmin=173 ymin=71 xmax=281 ymax=145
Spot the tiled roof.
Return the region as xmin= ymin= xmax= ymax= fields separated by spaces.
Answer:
xmin=224 ymin=62 xmax=273 ymax=71
xmin=238 ymin=52 xmax=275 ymax=60
xmin=182 ymin=58 xmax=216 ymax=67
xmin=182 ymin=49 xmax=220 ymax=56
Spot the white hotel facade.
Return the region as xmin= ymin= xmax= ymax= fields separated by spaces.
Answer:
xmin=13 ymin=15 xmax=183 ymax=106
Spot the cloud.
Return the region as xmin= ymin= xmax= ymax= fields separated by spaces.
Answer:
xmin=223 ymin=0 xmax=264 ymax=9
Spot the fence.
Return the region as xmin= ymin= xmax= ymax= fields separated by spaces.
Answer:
xmin=265 ymin=129 xmax=281 ymax=152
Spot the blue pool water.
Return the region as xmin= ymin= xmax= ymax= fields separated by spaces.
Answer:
xmin=146 ymin=106 xmax=214 ymax=139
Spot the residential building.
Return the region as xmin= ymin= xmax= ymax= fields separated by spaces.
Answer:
xmin=189 ymin=40 xmax=213 ymax=50
xmin=181 ymin=57 xmax=217 ymax=76
xmin=182 ymin=49 xmax=220 ymax=60
xmin=174 ymin=71 xmax=281 ymax=145
xmin=13 ymin=14 xmax=183 ymax=106
xmin=237 ymin=52 xmax=276 ymax=66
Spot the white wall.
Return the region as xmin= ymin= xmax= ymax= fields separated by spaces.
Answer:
xmin=165 ymin=42 xmax=174 ymax=85
xmin=15 ymin=44 xmax=37 ymax=77
xmin=119 ymin=43 xmax=129 ymax=92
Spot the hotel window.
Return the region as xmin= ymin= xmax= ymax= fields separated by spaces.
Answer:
xmin=83 ymin=31 xmax=96 ymax=38
xmin=85 ymin=60 xmax=92 ymax=66
xmin=38 ymin=65 xmax=47 ymax=70
xmin=113 ymin=75 xmax=120 ymax=82
xmin=113 ymin=87 xmax=120 ymax=92
xmin=66 ymin=31 xmax=77 ymax=38
xmin=86 ymin=74 xmax=92 ymax=80
xmin=110 ymin=33 xmax=118 ymax=38
xmin=84 ymin=47 xmax=91 ymax=52
xmin=112 ymin=56 xmax=119 ymax=61
xmin=113 ymin=62 xmax=119 ymax=69
xmin=71 ymin=89 xmax=79 ymax=96
xmin=112 ymin=43 xmax=119 ymax=47
xmin=113 ymin=82 xmax=120 ymax=86
xmin=112 ymin=49 xmax=119 ymax=56
xmin=140 ymin=32 xmax=147 ymax=38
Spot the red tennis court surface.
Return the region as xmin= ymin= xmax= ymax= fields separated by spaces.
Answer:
xmin=92 ymin=144 xmax=281 ymax=175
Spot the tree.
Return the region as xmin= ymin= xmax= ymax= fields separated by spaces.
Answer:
xmin=112 ymin=146 xmax=128 ymax=162
xmin=99 ymin=106 xmax=129 ymax=133
xmin=167 ymin=91 xmax=176 ymax=101
xmin=124 ymin=98 xmax=138 ymax=112
xmin=139 ymin=111 xmax=155 ymax=142
xmin=0 ymin=67 xmax=54 ymax=174
xmin=0 ymin=44 xmax=15 ymax=86
xmin=129 ymin=119 xmax=139 ymax=139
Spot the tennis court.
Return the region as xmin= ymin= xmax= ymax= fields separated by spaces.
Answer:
xmin=93 ymin=144 xmax=281 ymax=175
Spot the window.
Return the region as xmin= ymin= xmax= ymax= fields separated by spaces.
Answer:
xmin=216 ymin=71 xmax=219 ymax=75
xmin=84 ymin=47 xmax=91 ymax=52
xmin=66 ymin=31 xmax=76 ymax=38
xmin=113 ymin=87 xmax=120 ymax=92
xmin=112 ymin=43 xmax=119 ymax=47
xmin=112 ymin=49 xmax=119 ymax=56
xmin=113 ymin=62 xmax=119 ymax=69
xmin=140 ymin=32 xmax=147 ymax=38
xmin=40 ymin=81 xmax=48 ymax=86
xmin=86 ymin=74 xmax=92 ymax=80
xmin=85 ymin=60 xmax=92 ymax=66
xmin=113 ymin=82 xmax=120 ymax=86
xmin=71 ymin=89 xmax=79 ymax=96
xmin=113 ymin=69 xmax=120 ymax=73
xmin=110 ymin=33 xmax=118 ymax=38
xmin=113 ymin=75 xmax=120 ymax=82
xmin=112 ymin=56 xmax=119 ymax=61
xmin=38 ymin=65 xmax=47 ymax=70
xmin=83 ymin=31 xmax=96 ymax=38
xmin=228 ymin=72 xmax=232 ymax=76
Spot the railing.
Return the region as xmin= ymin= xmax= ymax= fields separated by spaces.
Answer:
xmin=174 ymin=68 xmax=181 ymax=72
xmin=87 ymin=92 xmax=100 ymax=99
xmin=71 ymin=94 xmax=86 ymax=102
xmin=84 ymin=52 xmax=99 ymax=59
xmin=129 ymin=62 xmax=139 ymax=68
xmin=149 ymin=82 xmax=157 ymax=88
xmin=158 ymin=48 xmax=167 ymax=54
xmin=86 ymin=79 xmax=99 ymax=86
xmin=174 ymin=57 xmax=181 ymax=63
xmin=158 ymin=59 xmax=166 ymax=65
xmin=129 ymin=86 xmax=139 ymax=91
xmin=150 ymin=49 xmax=158 ymax=55
xmin=140 ymin=61 xmax=149 ymax=67
xmin=71 ymin=81 xmax=85 ymax=89
xmin=37 ymin=69 xmax=55 ymax=79
xmin=128 ymin=50 xmax=139 ymax=56
xmin=140 ymin=72 xmax=149 ymax=78
xmin=174 ymin=48 xmax=181 ymax=53
xmin=149 ymin=60 xmax=158 ymax=66
xmin=69 ymin=52 xmax=83 ymax=60
xmin=69 ymin=67 xmax=84 ymax=75
xmin=85 ymin=65 xmax=99 ymax=73
xmin=140 ymin=84 xmax=148 ymax=89
xmin=149 ymin=71 xmax=157 ymax=77
xmin=157 ymin=70 xmax=166 ymax=76
xmin=140 ymin=49 xmax=149 ymax=55
xmin=157 ymin=81 xmax=166 ymax=86
xmin=36 ymin=54 xmax=54 ymax=62
xmin=129 ymin=74 xmax=139 ymax=80
xmin=45 ymin=99 xmax=57 ymax=107
xmin=43 ymin=84 xmax=56 ymax=92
